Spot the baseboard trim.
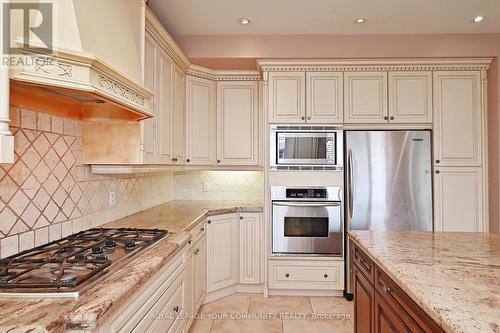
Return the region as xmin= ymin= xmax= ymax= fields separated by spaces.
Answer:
xmin=204 ymin=284 xmax=264 ymax=304
xmin=268 ymin=289 xmax=343 ymax=297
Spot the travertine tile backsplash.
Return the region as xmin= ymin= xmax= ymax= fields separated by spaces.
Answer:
xmin=174 ymin=170 xmax=264 ymax=201
xmin=0 ymin=107 xmax=174 ymax=258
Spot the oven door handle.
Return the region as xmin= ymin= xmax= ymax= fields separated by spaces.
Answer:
xmin=273 ymin=202 xmax=341 ymax=207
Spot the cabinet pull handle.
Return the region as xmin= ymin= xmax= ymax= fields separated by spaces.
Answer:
xmin=389 ymin=116 xmax=395 ymax=120
xmin=384 ymin=116 xmax=389 ymax=120
xmin=186 ymin=159 xmax=191 ymax=163
xmin=173 ymin=305 xmax=179 ymax=312
xmin=240 ymin=216 xmax=244 ymax=220
xmin=324 ymin=274 xmax=328 ymax=278
xmin=171 ymin=157 xmax=178 ymax=162
xmin=194 ymin=248 xmax=200 ymax=255
xmin=285 ymin=273 xmax=290 ymax=278
xmin=301 ymin=116 xmax=305 ymax=120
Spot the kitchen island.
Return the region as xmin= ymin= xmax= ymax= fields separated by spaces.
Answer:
xmin=348 ymin=231 xmax=500 ymax=333
xmin=0 ymin=200 xmax=262 ymax=333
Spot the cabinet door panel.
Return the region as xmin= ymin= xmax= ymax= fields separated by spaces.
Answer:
xmin=344 ymin=72 xmax=387 ymax=124
xmin=433 ymin=71 xmax=482 ymax=166
xmin=194 ymin=236 xmax=206 ymax=308
xmin=306 ymin=72 xmax=343 ymax=123
xmin=374 ymin=292 xmax=410 ymax=333
xmin=141 ymin=35 xmax=156 ymax=163
xmin=186 ymin=76 xmax=215 ymax=165
xmin=239 ymin=213 xmax=261 ymax=284
xmin=157 ymin=50 xmax=173 ymax=164
xmin=217 ymin=82 xmax=259 ymax=165
xmin=434 ymin=167 xmax=484 ymax=232
xmin=354 ymin=265 xmax=374 ymax=333
xmin=268 ymin=72 xmax=306 ymax=123
xmin=172 ymin=67 xmax=185 ymax=163
xmin=206 ymin=214 xmax=237 ymax=292
xmin=389 ymin=71 xmax=432 ymax=123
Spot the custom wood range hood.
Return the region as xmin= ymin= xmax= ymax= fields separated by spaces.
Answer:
xmin=8 ymin=0 xmax=153 ymax=122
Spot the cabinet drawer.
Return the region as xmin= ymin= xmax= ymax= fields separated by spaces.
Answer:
xmin=269 ymin=260 xmax=344 ymax=290
xmin=353 ymin=244 xmax=375 ymax=282
xmin=375 ymin=267 xmax=444 ymax=333
xmin=191 ymin=220 xmax=206 ymax=243
xmin=133 ymin=273 xmax=184 ymax=333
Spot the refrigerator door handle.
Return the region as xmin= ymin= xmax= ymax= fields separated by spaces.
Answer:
xmin=347 ymin=148 xmax=354 ymax=220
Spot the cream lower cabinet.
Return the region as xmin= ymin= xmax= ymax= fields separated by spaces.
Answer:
xmin=206 ymin=214 xmax=238 ymax=292
xmin=434 ymin=167 xmax=485 ymax=232
xmin=185 ymin=75 xmax=216 ymax=165
xmin=185 ymin=230 xmax=206 ymax=332
xmin=206 ymin=212 xmax=262 ymax=298
xmin=93 ymin=249 xmax=187 ymax=333
xmin=216 ymin=82 xmax=259 ymax=165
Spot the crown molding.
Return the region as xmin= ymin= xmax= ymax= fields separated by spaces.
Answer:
xmin=187 ymin=64 xmax=262 ymax=81
xmin=145 ymin=7 xmax=191 ymax=72
xmin=257 ymin=58 xmax=492 ymax=72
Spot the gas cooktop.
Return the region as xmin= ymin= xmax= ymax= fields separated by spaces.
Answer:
xmin=0 ymin=228 xmax=167 ymax=298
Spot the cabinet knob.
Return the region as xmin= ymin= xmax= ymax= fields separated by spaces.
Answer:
xmin=207 ymin=220 xmax=211 ymax=224
xmin=240 ymin=216 xmax=244 ymax=220
xmin=435 ymin=170 xmax=440 ymax=174
xmin=436 ymin=160 xmax=440 ymax=164
xmin=382 ymin=285 xmax=391 ymax=294
xmin=306 ymin=116 xmax=311 ymax=120
xmin=186 ymin=159 xmax=190 ymax=163
xmin=285 ymin=273 xmax=290 ymax=278
xmin=217 ymin=160 xmax=221 ymax=164
xmin=194 ymin=248 xmax=200 ymax=255
xmin=188 ymin=240 xmax=192 ymax=245
xmin=384 ymin=116 xmax=389 ymax=120
xmin=200 ymin=227 xmax=205 ymax=231
xmin=324 ymin=274 xmax=328 ymax=278
xmin=301 ymin=116 xmax=305 ymax=120
xmin=389 ymin=116 xmax=395 ymax=120
xmin=173 ymin=305 xmax=179 ymax=313
xmin=171 ymin=157 xmax=178 ymax=162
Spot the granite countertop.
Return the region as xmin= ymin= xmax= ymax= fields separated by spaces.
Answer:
xmin=348 ymin=231 xmax=500 ymax=333
xmin=0 ymin=200 xmax=262 ymax=333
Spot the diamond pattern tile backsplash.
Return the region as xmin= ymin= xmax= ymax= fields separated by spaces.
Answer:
xmin=174 ymin=170 xmax=263 ymax=201
xmin=0 ymin=107 xmax=174 ymax=259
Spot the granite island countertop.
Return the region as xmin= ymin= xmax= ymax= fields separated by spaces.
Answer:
xmin=348 ymin=231 xmax=500 ymax=333
xmin=0 ymin=200 xmax=262 ymax=333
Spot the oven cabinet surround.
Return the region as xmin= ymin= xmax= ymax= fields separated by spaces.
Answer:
xmin=350 ymin=239 xmax=445 ymax=333
xmin=267 ymin=71 xmax=343 ymax=124
xmin=186 ymin=75 xmax=261 ymax=167
xmin=205 ymin=212 xmax=263 ymax=302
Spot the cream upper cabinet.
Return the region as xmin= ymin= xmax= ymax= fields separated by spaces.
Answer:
xmin=141 ymin=35 xmax=157 ymax=164
xmin=433 ymin=71 xmax=483 ymax=166
xmin=157 ymin=49 xmax=174 ymax=164
xmin=239 ymin=212 xmax=261 ymax=285
xmin=306 ymin=72 xmax=343 ymax=124
xmin=216 ymin=82 xmax=259 ymax=166
xmin=268 ymin=72 xmax=306 ymax=123
xmin=206 ymin=214 xmax=238 ymax=292
xmin=172 ymin=67 xmax=186 ymax=164
xmin=344 ymin=72 xmax=388 ymax=124
xmin=434 ymin=167 xmax=485 ymax=232
xmin=186 ymin=75 xmax=216 ymax=165
xmin=388 ymin=71 xmax=432 ymax=123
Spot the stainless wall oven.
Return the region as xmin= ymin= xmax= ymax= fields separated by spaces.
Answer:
xmin=270 ymin=125 xmax=343 ymax=171
xmin=272 ymin=186 xmax=343 ymax=256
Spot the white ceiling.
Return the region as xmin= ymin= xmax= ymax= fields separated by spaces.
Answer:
xmin=148 ymin=0 xmax=500 ymax=35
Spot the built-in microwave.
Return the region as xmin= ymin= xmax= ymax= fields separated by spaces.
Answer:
xmin=270 ymin=125 xmax=343 ymax=170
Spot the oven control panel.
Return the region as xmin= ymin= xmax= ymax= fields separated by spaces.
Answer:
xmin=286 ymin=188 xmax=327 ymax=199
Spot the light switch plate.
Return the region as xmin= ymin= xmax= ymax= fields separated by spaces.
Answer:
xmin=109 ymin=191 xmax=116 ymax=206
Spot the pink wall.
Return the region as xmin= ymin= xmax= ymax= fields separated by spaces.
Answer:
xmin=175 ymin=33 xmax=500 ymax=233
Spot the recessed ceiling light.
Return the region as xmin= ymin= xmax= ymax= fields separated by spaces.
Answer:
xmin=473 ymin=16 xmax=485 ymax=23
xmin=238 ymin=17 xmax=250 ymax=25
xmin=355 ymin=17 xmax=367 ymax=24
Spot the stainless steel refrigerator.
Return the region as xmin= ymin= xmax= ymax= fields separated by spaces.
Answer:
xmin=344 ymin=130 xmax=433 ymax=297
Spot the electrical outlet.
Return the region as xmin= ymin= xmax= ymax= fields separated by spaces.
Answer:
xmin=203 ymin=182 xmax=209 ymax=192
xmin=109 ymin=191 xmax=116 ymax=206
